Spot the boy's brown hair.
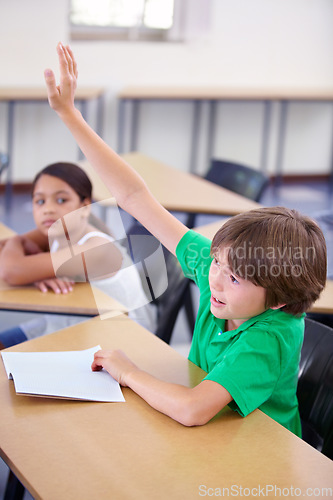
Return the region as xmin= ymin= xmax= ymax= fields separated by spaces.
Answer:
xmin=211 ymin=206 xmax=327 ymax=315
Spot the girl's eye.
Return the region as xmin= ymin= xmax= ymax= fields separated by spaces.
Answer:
xmin=213 ymin=257 xmax=220 ymax=266
xmin=57 ymin=198 xmax=67 ymax=204
xmin=230 ymin=275 xmax=239 ymax=284
xmin=35 ymin=199 xmax=44 ymax=206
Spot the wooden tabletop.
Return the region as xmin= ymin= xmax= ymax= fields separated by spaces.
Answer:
xmin=79 ymin=152 xmax=260 ymax=215
xmin=0 ymin=280 xmax=125 ymax=316
xmin=0 ymin=223 xmax=125 ymax=316
xmin=0 ymin=86 xmax=105 ymax=101
xmin=118 ymin=86 xmax=333 ymax=101
xmin=0 ymin=315 xmax=332 ymax=499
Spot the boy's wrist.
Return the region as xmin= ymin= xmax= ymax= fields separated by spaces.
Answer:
xmin=57 ymin=106 xmax=81 ymax=124
xmin=123 ymin=366 xmax=142 ymax=389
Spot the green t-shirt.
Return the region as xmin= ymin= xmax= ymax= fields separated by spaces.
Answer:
xmin=176 ymin=230 xmax=304 ymax=436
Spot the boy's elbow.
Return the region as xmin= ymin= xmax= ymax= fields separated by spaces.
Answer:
xmin=176 ymin=400 xmax=212 ymax=427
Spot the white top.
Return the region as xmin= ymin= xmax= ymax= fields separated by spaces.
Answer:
xmin=21 ymin=231 xmax=157 ymax=340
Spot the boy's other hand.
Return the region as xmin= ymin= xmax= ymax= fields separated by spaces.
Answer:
xmin=91 ymin=349 xmax=139 ymax=387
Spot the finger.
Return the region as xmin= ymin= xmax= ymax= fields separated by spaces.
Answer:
xmin=44 ymin=280 xmax=61 ymax=294
xmin=62 ymin=45 xmax=73 ymax=75
xmin=57 ymin=42 xmax=71 ymax=83
xmin=35 ymin=281 xmax=48 ymax=293
xmin=91 ymin=361 xmax=103 ymax=372
xmin=66 ymin=45 xmax=78 ymax=79
xmin=56 ymin=280 xmax=73 ymax=294
xmin=63 ymin=45 xmax=75 ymax=77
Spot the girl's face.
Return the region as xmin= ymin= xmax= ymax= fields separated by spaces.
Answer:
xmin=32 ymin=174 xmax=90 ymax=238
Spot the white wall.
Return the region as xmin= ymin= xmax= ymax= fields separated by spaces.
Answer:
xmin=0 ymin=0 xmax=332 ymax=182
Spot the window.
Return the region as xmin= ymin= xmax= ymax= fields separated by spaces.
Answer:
xmin=70 ymin=0 xmax=175 ymax=41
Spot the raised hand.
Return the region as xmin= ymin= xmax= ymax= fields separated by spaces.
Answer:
xmin=44 ymin=43 xmax=78 ymax=116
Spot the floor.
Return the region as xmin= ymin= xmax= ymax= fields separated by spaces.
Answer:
xmin=0 ymin=178 xmax=332 ymax=498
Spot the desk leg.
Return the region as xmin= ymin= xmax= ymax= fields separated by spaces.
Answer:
xmin=206 ymin=100 xmax=217 ymax=170
xmin=189 ymin=100 xmax=202 ymax=173
xmin=77 ymin=100 xmax=88 ymax=160
xmin=260 ymin=100 xmax=272 ymax=173
xmin=4 ymin=100 xmax=15 ymax=212
xmin=274 ymin=100 xmax=288 ymax=186
xmin=330 ymin=103 xmax=333 ymax=197
xmin=130 ymin=100 xmax=140 ymax=152
xmin=96 ymin=94 xmax=105 ymax=138
xmin=117 ymin=98 xmax=126 ymax=153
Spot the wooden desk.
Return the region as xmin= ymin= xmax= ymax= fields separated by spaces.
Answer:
xmin=80 ymin=152 xmax=260 ymax=216
xmin=0 ymin=315 xmax=332 ymax=499
xmin=194 ymin=218 xmax=333 ymax=315
xmin=0 ymin=86 xmax=105 ymax=210
xmin=117 ymin=86 xmax=333 ymax=176
xmin=0 ymin=223 xmax=125 ymax=316
xmin=0 ymin=281 xmax=125 ymax=316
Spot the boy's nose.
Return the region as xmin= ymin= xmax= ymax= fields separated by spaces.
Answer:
xmin=210 ymin=269 xmax=224 ymax=290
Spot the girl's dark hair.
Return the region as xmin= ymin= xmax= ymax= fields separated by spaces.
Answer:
xmin=32 ymin=162 xmax=92 ymax=201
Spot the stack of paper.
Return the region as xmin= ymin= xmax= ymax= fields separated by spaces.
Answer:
xmin=1 ymin=345 xmax=125 ymax=402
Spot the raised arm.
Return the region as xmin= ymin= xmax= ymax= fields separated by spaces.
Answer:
xmin=44 ymin=43 xmax=188 ymax=255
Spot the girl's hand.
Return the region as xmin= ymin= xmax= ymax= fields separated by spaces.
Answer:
xmin=44 ymin=43 xmax=78 ymax=117
xmin=91 ymin=349 xmax=139 ymax=387
xmin=34 ymin=277 xmax=74 ymax=294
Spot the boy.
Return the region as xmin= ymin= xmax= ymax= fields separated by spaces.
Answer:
xmin=44 ymin=43 xmax=327 ymax=433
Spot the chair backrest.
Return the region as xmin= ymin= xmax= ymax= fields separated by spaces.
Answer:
xmin=186 ymin=158 xmax=269 ymax=228
xmin=123 ymin=222 xmax=194 ymax=344
xmin=206 ymin=159 xmax=269 ymax=202
xmin=297 ymin=317 xmax=333 ymax=459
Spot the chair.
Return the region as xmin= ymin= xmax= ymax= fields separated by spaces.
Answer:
xmin=186 ymin=158 xmax=270 ymax=228
xmin=123 ymin=222 xmax=195 ymax=344
xmin=297 ymin=317 xmax=333 ymax=460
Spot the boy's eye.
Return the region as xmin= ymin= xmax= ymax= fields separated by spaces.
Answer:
xmin=57 ymin=198 xmax=67 ymax=204
xmin=35 ymin=199 xmax=44 ymax=206
xmin=213 ymin=257 xmax=220 ymax=266
xmin=230 ymin=275 xmax=239 ymax=284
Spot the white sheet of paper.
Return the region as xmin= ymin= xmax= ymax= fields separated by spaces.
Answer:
xmin=1 ymin=345 xmax=125 ymax=402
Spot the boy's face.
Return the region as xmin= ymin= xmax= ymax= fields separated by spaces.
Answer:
xmin=208 ymin=246 xmax=267 ymax=329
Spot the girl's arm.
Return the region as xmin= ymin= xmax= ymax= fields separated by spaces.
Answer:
xmin=44 ymin=43 xmax=188 ymax=256
xmin=92 ymin=349 xmax=232 ymax=426
xmin=0 ymin=234 xmax=122 ymax=287
xmin=0 ymin=236 xmax=57 ymax=284
xmin=0 ymin=229 xmax=48 ymax=254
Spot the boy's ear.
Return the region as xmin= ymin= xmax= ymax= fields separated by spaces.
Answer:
xmin=270 ymin=304 xmax=286 ymax=310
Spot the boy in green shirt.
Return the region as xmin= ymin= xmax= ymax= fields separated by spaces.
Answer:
xmin=44 ymin=43 xmax=327 ymax=433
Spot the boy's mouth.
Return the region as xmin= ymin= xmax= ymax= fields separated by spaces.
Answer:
xmin=211 ymin=295 xmax=226 ymax=306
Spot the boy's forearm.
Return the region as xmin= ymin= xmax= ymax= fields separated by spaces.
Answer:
xmin=125 ymin=369 xmax=205 ymax=427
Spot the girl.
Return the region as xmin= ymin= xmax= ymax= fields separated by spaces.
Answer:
xmin=0 ymin=162 xmax=156 ymax=348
